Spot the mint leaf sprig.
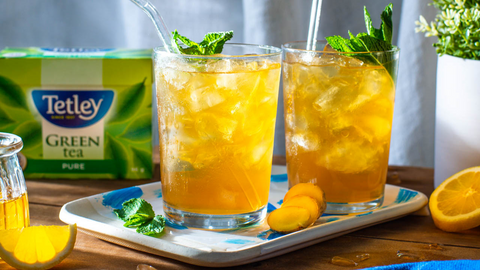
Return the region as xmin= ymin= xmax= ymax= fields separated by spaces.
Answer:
xmin=172 ymin=30 xmax=233 ymax=55
xmin=114 ymin=198 xmax=166 ymax=237
xmin=325 ymin=4 xmax=397 ymax=80
xmin=325 ymin=3 xmax=394 ymax=63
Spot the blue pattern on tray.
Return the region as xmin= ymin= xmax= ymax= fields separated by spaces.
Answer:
xmin=325 ymin=217 xmax=341 ymax=223
xmin=165 ymin=219 xmax=188 ymax=230
xmin=224 ymin=239 xmax=256 ymax=245
xmin=271 ymin=174 xmax=288 ymax=182
xmin=153 ymin=188 xmax=162 ymax=198
xmin=102 ymin=186 xmax=143 ymax=209
xmin=321 ymin=213 xmax=347 ymax=217
xmin=357 ymin=211 xmax=373 ymax=217
xmin=394 ymin=189 xmax=418 ymax=204
xmin=267 ymin=203 xmax=277 ymax=213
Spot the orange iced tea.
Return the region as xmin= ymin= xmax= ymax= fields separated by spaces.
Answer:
xmin=155 ymin=45 xmax=281 ymax=228
xmin=283 ymin=42 xmax=399 ymax=213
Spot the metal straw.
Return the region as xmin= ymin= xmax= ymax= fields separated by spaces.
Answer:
xmin=306 ymin=0 xmax=323 ymax=51
xmin=130 ymin=0 xmax=178 ymax=53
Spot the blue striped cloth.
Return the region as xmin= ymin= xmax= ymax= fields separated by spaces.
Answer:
xmin=364 ymin=260 xmax=480 ymax=269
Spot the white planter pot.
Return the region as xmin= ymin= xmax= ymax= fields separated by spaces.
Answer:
xmin=434 ymin=54 xmax=480 ymax=187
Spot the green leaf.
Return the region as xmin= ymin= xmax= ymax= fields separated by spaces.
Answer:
xmin=13 ymin=120 xmax=42 ymax=150
xmin=381 ymin=3 xmax=393 ymax=44
xmin=364 ymin=4 xmax=393 ymax=43
xmin=172 ymin=30 xmax=234 ymax=55
xmin=136 ymin=215 xmax=166 ymax=236
xmin=119 ymin=114 xmax=151 ymax=142
xmin=172 ymin=30 xmax=203 ymax=55
xmin=326 ymin=4 xmax=394 ymax=59
xmin=364 ymin=7 xmax=383 ymax=40
xmin=105 ymin=133 xmax=128 ymax=178
xmin=325 ymin=4 xmax=397 ymax=81
xmin=199 ymin=31 xmax=234 ymax=55
xmin=124 ymin=214 xmax=152 ymax=227
xmin=348 ymin=31 xmax=369 ymax=52
xmin=109 ymin=78 xmax=146 ymax=123
xmin=0 ymin=75 xmax=28 ymax=111
xmin=114 ymin=198 xmax=165 ymax=237
xmin=130 ymin=146 xmax=153 ymax=177
xmin=113 ymin=198 xmax=155 ymax=222
xmin=0 ymin=106 xmax=15 ymax=128
xmin=325 ymin=36 xmax=354 ymax=53
xmin=123 ymin=214 xmax=150 ymax=227
xmin=357 ymin=33 xmax=393 ymax=52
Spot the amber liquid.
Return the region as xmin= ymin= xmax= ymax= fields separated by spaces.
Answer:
xmin=0 ymin=193 xmax=30 ymax=230
xmin=156 ymin=60 xmax=281 ymax=215
xmin=283 ymin=58 xmax=395 ymax=204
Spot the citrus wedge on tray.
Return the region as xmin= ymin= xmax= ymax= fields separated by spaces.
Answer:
xmin=0 ymin=224 xmax=77 ymax=270
xmin=430 ymin=167 xmax=480 ymax=232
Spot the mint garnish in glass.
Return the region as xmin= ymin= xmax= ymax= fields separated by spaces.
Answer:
xmin=171 ymin=30 xmax=234 ymax=55
xmin=325 ymin=3 xmax=396 ymax=78
xmin=326 ymin=4 xmax=393 ymax=55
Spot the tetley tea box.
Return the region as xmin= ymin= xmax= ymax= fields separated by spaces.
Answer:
xmin=0 ymin=48 xmax=153 ymax=179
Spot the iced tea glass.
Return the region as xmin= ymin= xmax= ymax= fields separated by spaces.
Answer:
xmin=154 ymin=44 xmax=282 ymax=229
xmin=0 ymin=132 xmax=30 ymax=230
xmin=282 ymin=41 xmax=399 ymax=214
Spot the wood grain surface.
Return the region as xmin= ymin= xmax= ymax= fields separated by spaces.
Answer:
xmin=7 ymin=158 xmax=479 ymax=270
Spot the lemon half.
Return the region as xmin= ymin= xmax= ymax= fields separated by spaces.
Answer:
xmin=0 ymin=224 xmax=77 ymax=270
xmin=430 ymin=167 xmax=480 ymax=232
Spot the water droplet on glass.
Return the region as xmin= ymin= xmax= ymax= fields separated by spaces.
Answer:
xmin=397 ymin=250 xmax=425 ymax=260
xmin=355 ymin=253 xmax=370 ymax=262
xmin=331 ymin=256 xmax=358 ymax=267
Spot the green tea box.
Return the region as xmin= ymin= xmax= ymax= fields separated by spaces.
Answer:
xmin=0 ymin=48 xmax=153 ymax=179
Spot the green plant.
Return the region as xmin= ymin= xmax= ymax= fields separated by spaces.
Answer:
xmin=416 ymin=0 xmax=480 ymax=59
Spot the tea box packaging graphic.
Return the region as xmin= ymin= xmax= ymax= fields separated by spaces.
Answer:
xmin=0 ymin=48 xmax=153 ymax=179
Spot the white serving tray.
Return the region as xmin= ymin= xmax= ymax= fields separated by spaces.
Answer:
xmin=59 ymin=165 xmax=428 ymax=267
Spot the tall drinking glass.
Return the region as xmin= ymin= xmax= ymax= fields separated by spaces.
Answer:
xmin=282 ymin=41 xmax=399 ymax=214
xmin=154 ymin=44 xmax=282 ymax=229
xmin=0 ymin=132 xmax=30 ymax=230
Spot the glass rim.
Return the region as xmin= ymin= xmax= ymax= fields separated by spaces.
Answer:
xmin=282 ymin=40 xmax=400 ymax=54
xmin=0 ymin=132 xmax=23 ymax=157
xmin=154 ymin=43 xmax=282 ymax=59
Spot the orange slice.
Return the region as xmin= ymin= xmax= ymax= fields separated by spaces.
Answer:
xmin=0 ymin=224 xmax=77 ymax=270
xmin=430 ymin=167 xmax=480 ymax=232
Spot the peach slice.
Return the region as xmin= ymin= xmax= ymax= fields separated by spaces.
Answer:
xmin=282 ymin=195 xmax=320 ymax=225
xmin=267 ymin=206 xmax=311 ymax=233
xmin=284 ymin=183 xmax=327 ymax=215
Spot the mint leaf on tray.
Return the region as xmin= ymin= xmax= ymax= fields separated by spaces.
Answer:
xmin=172 ymin=30 xmax=233 ymax=55
xmin=114 ymin=198 xmax=154 ymax=222
xmin=137 ymin=215 xmax=166 ymax=236
xmin=114 ymin=198 xmax=165 ymax=237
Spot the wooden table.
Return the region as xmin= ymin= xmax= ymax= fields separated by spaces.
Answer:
xmin=4 ymin=159 xmax=480 ymax=270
